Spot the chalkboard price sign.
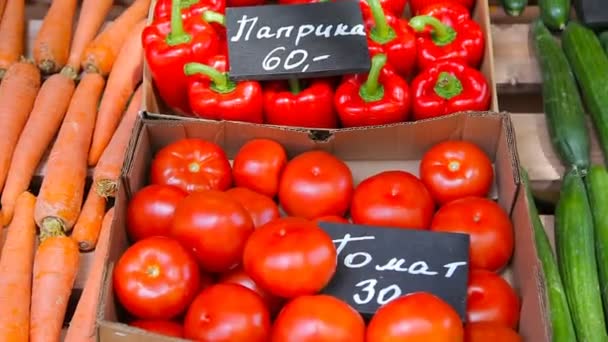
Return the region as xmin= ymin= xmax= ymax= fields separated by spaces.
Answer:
xmin=319 ymin=222 xmax=470 ymax=320
xmin=225 ymin=1 xmax=371 ymax=80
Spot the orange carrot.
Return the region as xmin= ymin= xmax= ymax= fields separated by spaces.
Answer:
xmin=88 ymin=20 xmax=145 ymax=166
xmin=81 ymin=0 xmax=150 ymax=76
xmin=66 ymin=0 xmax=114 ymax=73
xmin=30 ymin=235 xmax=79 ymax=342
xmin=0 ymin=60 xmax=41 ymax=195
xmin=0 ymin=0 xmax=6 ymax=21
xmin=1 ymin=68 xmax=76 ymax=227
xmin=64 ymin=207 xmax=113 ymax=342
xmin=32 ymin=0 xmax=78 ymax=74
xmin=0 ymin=192 xmax=36 ymax=341
xmin=93 ymin=86 xmax=143 ymax=197
xmin=34 ymin=73 xmax=105 ymax=238
xmin=71 ymin=187 xmax=106 ymax=251
xmin=0 ymin=0 xmax=25 ymax=79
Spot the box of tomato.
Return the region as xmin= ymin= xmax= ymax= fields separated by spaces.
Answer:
xmin=96 ymin=111 xmax=548 ymax=341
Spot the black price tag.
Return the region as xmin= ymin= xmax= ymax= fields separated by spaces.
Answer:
xmin=319 ymin=222 xmax=470 ymax=320
xmin=225 ymin=1 xmax=371 ymax=81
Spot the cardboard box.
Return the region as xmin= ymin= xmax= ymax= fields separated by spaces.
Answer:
xmin=97 ymin=111 xmax=548 ymax=341
xmin=142 ymin=0 xmax=499 ymax=123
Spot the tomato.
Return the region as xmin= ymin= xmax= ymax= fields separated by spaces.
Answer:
xmin=130 ymin=320 xmax=184 ymax=338
xmin=350 ymin=171 xmax=435 ymax=229
xmin=150 ymin=138 xmax=232 ymax=193
xmin=467 ymin=269 xmax=520 ymax=329
xmin=225 ymin=187 xmax=281 ymax=228
xmin=271 ymin=295 xmax=365 ymax=342
xmin=314 ymin=215 xmax=350 ymax=224
xmin=420 ymin=140 xmax=494 ymax=205
xmin=232 ymin=138 xmax=288 ymax=198
xmin=171 ymin=190 xmax=254 ymax=272
xmin=219 ymin=267 xmax=284 ymax=314
xmin=279 ymin=151 xmax=353 ymax=219
xmin=113 ymin=237 xmax=200 ymax=320
xmin=431 ymin=197 xmax=514 ymax=271
xmin=184 ymin=283 xmax=271 ymax=341
xmin=243 ymin=217 xmax=337 ymax=298
xmin=367 ymin=292 xmax=464 ymax=342
xmin=126 ymin=184 xmax=187 ymax=242
xmin=464 ymin=322 xmax=522 ymax=342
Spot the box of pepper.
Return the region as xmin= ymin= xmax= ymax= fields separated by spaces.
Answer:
xmin=141 ymin=0 xmax=498 ymax=129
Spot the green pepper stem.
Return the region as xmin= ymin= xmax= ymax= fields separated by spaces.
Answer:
xmin=288 ymin=78 xmax=301 ymax=94
xmin=184 ymin=62 xmax=236 ymax=93
xmin=166 ymin=0 xmax=192 ymax=46
xmin=319 ymin=0 xmax=330 ymax=2
xmin=368 ymin=0 xmax=396 ymax=44
xmin=359 ymin=54 xmax=387 ymax=102
xmin=409 ymin=15 xmax=457 ymax=46
xmin=203 ymin=10 xmax=225 ymax=25
xmin=181 ymin=0 xmax=199 ymax=7
xmin=434 ymin=72 xmax=463 ymax=99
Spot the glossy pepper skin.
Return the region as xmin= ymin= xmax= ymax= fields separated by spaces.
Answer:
xmin=143 ymin=2 xmax=226 ymax=115
xmin=153 ymin=0 xmax=226 ymax=20
xmin=263 ymin=79 xmax=338 ymax=129
xmin=185 ymin=56 xmax=263 ymax=123
xmin=409 ymin=2 xmax=484 ymax=70
xmin=410 ymin=0 xmax=475 ymax=15
xmin=335 ymin=54 xmax=410 ymax=127
xmin=362 ymin=0 xmax=417 ymax=77
xmin=277 ymin=0 xmax=406 ymax=18
xmin=410 ymin=60 xmax=490 ymax=120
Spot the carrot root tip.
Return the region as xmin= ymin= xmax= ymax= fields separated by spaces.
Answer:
xmin=96 ymin=180 xmax=117 ymax=198
xmin=84 ymin=64 xmax=101 ymax=75
xmin=38 ymin=60 xmax=57 ymax=75
xmin=77 ymin=240 xmax=93 ymax=252
xmin=60 ymin=66 xmax=79 ymax=81
xmin=40 ymin=217 xmax=67 ymax=241
xmin=0 ymin=69 xmax=5 ymax=79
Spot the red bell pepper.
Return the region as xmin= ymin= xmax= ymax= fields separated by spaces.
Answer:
xmin=410 ymin=0 xmax=475 ymax=15
xmin=410 ymin=60 xmax=490 ymax=120
xmin=153 ymin=0 xmax=226 ymax=20
xmin=334 ymin=54 xmax=410 ymax=127
xmin=263 ymin=79 xmax=338 ymax=129
xmin=143 ymin=0 xmax=226 ymax=115
xmin=362 ymin=0 xmax=417 ymax=77
xmin=185 ymin=56 xmax=263 ymax=123
xmin=277 ymin=0 xmax=406 ymax=18
xmin=409 ymin=2 xmax=484 ymax=70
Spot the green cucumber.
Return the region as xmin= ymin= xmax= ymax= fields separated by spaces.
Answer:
xmin=521 ymin=168 xmax=576 ymax=342
xmin=600 ymin=31 xmax=608 ymax=56
xmin=532 ymin=20 xmax=590 ymax=172
xmin=584 ymin=165 xmax=608 ymax=317
xmin=563 ymin=22 xmax=608 ymax=163
xmin=555 ymin=169 xmax=607 ymax=341
xmin=539 ymin=0 xmax=570 ymax=30
xmin=500 ymin=0 xmax=528 ymax=16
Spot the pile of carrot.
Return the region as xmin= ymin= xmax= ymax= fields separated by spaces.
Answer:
xmin=0 ymin=0 xmax=150 ymax=340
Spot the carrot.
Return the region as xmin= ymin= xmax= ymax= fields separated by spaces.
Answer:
xmin=1 ymin=68 xmax=76 ymax=227
xmin=93 ymin=86 xmax=142 ymax=197
xmin=0 ymin=0 xmax=25 ymax=79
xmin=32 ymin=0 xmax=78 ymax=74
xmin=34 ymin=73 xmax=105 ymax=238
xmin=71 ymin=187 xmax=106 ymax=251
xmin=88 ymin=20 xmax=145 ymax=166
xmin=81 ymin=0 xmax=151 ymax=76
xmin=0 ymin=0 xmax=6 ymax=21
xmin=0 ymin=60 xmax=40 ymax=196
xmin=66 ymin=0 xmax=114 ymax=73
xmin=0 ymin=192 xmax=36 ymax=341
xmin=64 ymin=207 xmax=113 ymax=342
xmin=29 ymin=235 xmax=79 ymax=342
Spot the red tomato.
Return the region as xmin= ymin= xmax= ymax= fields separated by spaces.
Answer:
xmin=279 ymin=151 xmax=353 ymax=219
xmin=130 ymin=320 xmax=184 ymax=338
xmin=126 ymin=184 xmax=187 ymax=242
xmin=243 ymin=217 xmax=337 ymax=298
xmin=367 ymin=292 xmax=464 ymax=342
xmin=464 ymin=322 xmax=522 ymax=342
xmin=420 ymin=140 xmax=494 ymax=205
xmin=314 ymin=215 xmax=350 ymax=224
xmin=150 ymin=138 xmax=232 ymax=193
xmin=225 ymin=187 xmax=281 ymax=228
xmin=350 ymin=171 xmax=435 ymax=229
xmin=271 ymin=295 xmax=365 ymax=342
xmin=431 ymin=197 xmax=514 ymax=271
xmin=467 ymin=270 xmax=520 ymax=329
xmin=232 ymin=138 xmax=287 ymax=198
xmin=219 ymin=267 xmax=284 ymax=314
xmin=113 ymin=237 xmax=200 ymax=320
xmin=184 ymin=283 xmax=271 ymax=341
xmin=171 ymin=190 xmax=254 ymax=272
